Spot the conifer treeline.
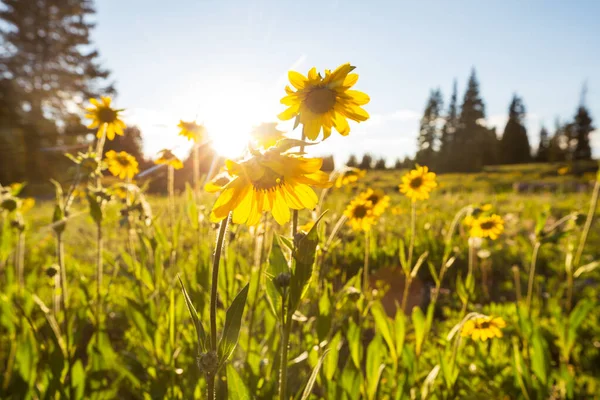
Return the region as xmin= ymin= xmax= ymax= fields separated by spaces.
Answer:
xmin=347 ymin=70 xmax=595 ymax=172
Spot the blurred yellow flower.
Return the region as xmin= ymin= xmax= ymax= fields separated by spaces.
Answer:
xmin=399 ymin=166 xmax=437 ymax=202
xmin=178 ymin=120 xmax=205 ymax=143
xmin=20 ymin=198 xmax=36 ymax=213
xmin=344 ymin=197 xmax=376 ymax=232
xmin=359 ymin=188 xmax=390 ymax=216
xmin=204 ymin=171 xmax=232 ymax=193
xmin=155 ymin=149 xmax=184 ymax=170
xmin=335 ymin=167 xmax=366 ymax=188
xmin=461 ymin=316 xmax=506 ymax=341
xmin=251 ymin=122 xmax=286 ymax=149
xmin=469 ymin=214 xmax=504 ymax=240
xmin=299 ymin=220 xmax=315 ymax=233
xmin=557 ymin=166 xmax=570 ymax=176
xmin=85 ymin=96 xmax=126 ymax=140
xmin=209 ymin=149 xmax=332 ymax=226
xmin=105 ymin=150 xmax=139 ymax=180
xmin=278 ymin=63 xmax=370 ymax=141
xmin=391 ymin=206 xmax=403 ymax=216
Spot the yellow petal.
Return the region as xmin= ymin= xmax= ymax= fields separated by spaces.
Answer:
xmin=302 ymin=117 xmax=322 ymax=141
xmin=333 ymin=114 xmax=350 ymax=136
xmin=278 ymin=104 xmax=300 ymax=121
xmin=232 ymin=186 xmax=253 ymax=224
xmin=288 ymin=71 xmax=307 ymax=90
xmin=346 ymin=90 xmax=370 ymax=105
xmin=271 ymin=190 xmax=291 ymax=225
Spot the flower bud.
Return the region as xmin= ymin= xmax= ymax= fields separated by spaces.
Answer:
xmin=46 ymin=265 xmax=59 ymax=278
xmin=274 ymin=272 xmax=291 ymax=290
xmin=197 ymin=351 xmax=219 ymax=375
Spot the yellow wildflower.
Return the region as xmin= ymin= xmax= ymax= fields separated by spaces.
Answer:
xmin=278 ymin=63 xmax=370 ymax=141
xmin=178 ymin=120 xmax=205 ymax=143
xmin=155 ymin=149 xmax=184 ymax=170
xmin=399 ymin=166 xmax=437 ymax=202
xmin=344 ymin=197 xmax=376 ymax=232
xmin=209 ymin=147 xmax=332 ymax=226
xmin=335 ymin=167 xmax=366 ymax=188
xmin=85 ymin=96 xmax=126 ymax=140
xmin=469 ymin=214 xmax=504 ymax=240
xmin=461 ymin=316 xmax=506 ymax=341
xmin=104 ymin=150 xmax=139 ymax=180
xmin=359 ymin=188 xmax=390 ymax=216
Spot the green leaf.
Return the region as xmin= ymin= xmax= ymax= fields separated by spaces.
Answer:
xmin=531 ymin=329 xmax=549 ymax=386
xmin=566 ymin=299 xmax=593 ymax=352
xmin=412 ymin=306 xmax=426 ymax=357
xmin=395 ymin=309 xmax=406 ymax=357
xmin=218 ymin=284 xmax=249 ymax=367
xmin=226 ymin=364 xmax=250 ymax=400
xmin=288 ymin=212 xmax=325 ymax=318
xmin=366 ymin=334 xmax=385 ymax=400
xmin=347 ymin=320 xmax=362 ymax=369
xmin=512 ymin=337 xmax=532 ymax=400
xmin=420 ymin=365 xmax=440 ymax=400
xmin=72 ymin=360 xmax=86 ymax=400
xmin=178 ymin=276 xmax=207 ymax=353
xmin=316 ymin=289 xmax=332 ymax=342
xmin=86 ymin=193 xmax=103 ymax=224
xmin=573 ymin=261 xmax=599 ymax=278
xmin=269 ymin=236 xmax=290 ymax=277
xmin=323 ymin=332 xmax=342 ymax=380
xmin=371 ymin=302 xmax=397 ymax=363
xmin=398 ymin=239 xmax=409 ymax=275
xmin=301 ymin=349 xmax=330 ymax=400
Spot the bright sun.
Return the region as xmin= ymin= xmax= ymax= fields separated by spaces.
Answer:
xmin=182 ymin=79 xmax=283 ymax=159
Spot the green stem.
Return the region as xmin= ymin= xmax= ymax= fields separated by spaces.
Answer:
xmin=407 ymin=201 xmax=416 ymax=268
xmin=526 ymin=241 xmax=541 ymax=314
xmin=16 ymin=231 xmax=24 ymax=293
xmin=278 ymin=294 xmax=290 ymax=400
xmin=208 ymin=215 xmax=230 ymax=400
xmin=363 ymin=230 xmax=370 ymax=296
xmin=96 ymin=220 xmax=103 ymax=347
xmin=168 ymin=165 xmax=176 ymax=267
xmin=573 ymin=178 xmax=600 ymax=269
xmin=246 ymin=216 xmax=268 ymax=356
xmin=56 ymin=232 xmax=73 ymax=399
xmin=291 ymin=133 xmax=306 ymax=237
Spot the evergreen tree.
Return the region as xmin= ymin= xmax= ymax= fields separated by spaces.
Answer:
xmin=346 ymin=154 xmax=358 ymax=168
xmin=439 ymin=80 xmax=458 ymax=172
xmin=374 ymin=157 xmax=387 ymax=170
xmin=359 ymin=154 xmax=373 ymax=170
xmin=499 ymin=94 xmax=531 ymax=164
xmin=453 ymin=69 xmax=494 ymax=172
xmin=548 ymin=119 xmax=568 ymax=162
xmin=535 ymin=126 xmax=550 ymax=163
xmin=415 ymin=88 xmax=443 ymax=167
xmin=569 ymin=107 xmax=594 ymax=161
xmin=0 ymin=0 xmax=113 ymax=182
xmin=393 ymin=158 xmax=403 ymax=169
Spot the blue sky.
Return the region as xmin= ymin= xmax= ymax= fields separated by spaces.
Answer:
xmin=93 ymin=0 xmax=600 ymax=164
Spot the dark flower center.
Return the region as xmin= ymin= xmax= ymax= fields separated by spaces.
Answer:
xmin=305 ymin=87 xmax=336 ymax=114
xmin=367 ymin=194 xmax=380 ymax=204
xmin=480 ymin=221 xmax=495 ymax=230
xmin=353 ymin=205 xmax=368 ymax=218
xmin=98 ymin=107 xmax=118 ymax=123
xmin=409 ymin=176 xmax=423 ymax=189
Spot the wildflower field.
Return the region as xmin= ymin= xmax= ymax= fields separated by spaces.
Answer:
xmin=1 ymin=64 xmax=600 ymax=400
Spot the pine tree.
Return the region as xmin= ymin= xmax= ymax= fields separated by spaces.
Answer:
xmin=499 ymin=94 xmax=531 ymax=164
xmin=359 ymin=154 xmax=373 ymax=170
xmin=439 ymin=80 xmax=458 ymax=172
xmin=415 ymin=88 xmax=443 ymax=168
xmin=535 ymin=126 xmax=550 ymax=163
xmin=374 ymin=157 xmax=387 ymax=170
xmin=393 ymin=158 xmax=403 ymax=169
xmin=548 ymin=119 xmax=568 ymax=162
xmin=346 ymin=154 xmax=358 ymax=168
xmin=0 ymin=0 xmax=113 ymax=182
xmin=453 ymin=69 xmax=494 ymax=172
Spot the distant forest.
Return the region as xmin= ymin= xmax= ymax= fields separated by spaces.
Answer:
xmin=345 ymin=72 xmax=595 ymax=173
xmin=0 ymin=0 xmax=595 ymax=187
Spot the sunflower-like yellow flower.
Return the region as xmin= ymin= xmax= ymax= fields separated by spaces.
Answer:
xmin=104 ymin=150 xmax=139 ymax=180
xmin=209 ymin=148 xmax=332 ymax=226
xmin=461 ymin=316 xmax=506 ymax=341
xmin=469 ymin=214 xmax=504 ymax=240
xmin=335 ymin=167 xmax=366 ymax=188
xmin=251 ymin=122 xmax=286 ymax=149
xmin=399 ymin=166 xmax=437 ymax=202
xmin=178 ymin=120 xmax=205 ymax=143
xmin=359 ymin=188 xmax=390 ymax=217
xmin=85 ymin=96 xmax=126 ymax=140
xmin=204 ymin=171 xmax=232 ymax=193
xmin=155 ymin=149 xmax=184 ymax=170
xmin=344 ymin=197 xmax=377 ymax=232
xmin=278 ymin=63 xmax=370 ymax=141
